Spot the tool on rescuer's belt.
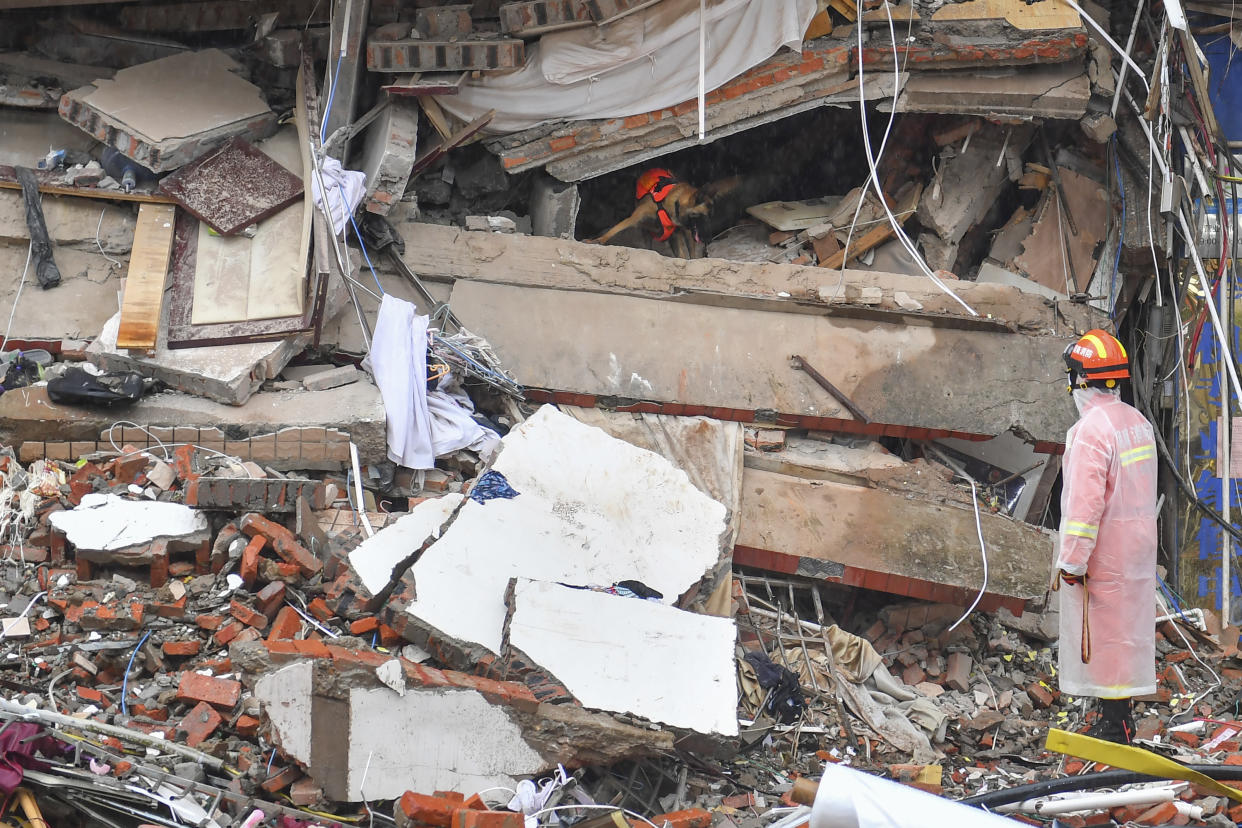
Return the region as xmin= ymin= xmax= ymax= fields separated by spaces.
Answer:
xmin=1052 ymin=570 xmax=1091 ymax=664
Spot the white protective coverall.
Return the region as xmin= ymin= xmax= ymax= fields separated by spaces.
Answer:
xmin=1055 ymin=387 xmax=1158 ymax=698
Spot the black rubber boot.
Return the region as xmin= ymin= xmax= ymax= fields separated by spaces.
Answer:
xmin=1086 ymin=697 xmax=1135 ymax=744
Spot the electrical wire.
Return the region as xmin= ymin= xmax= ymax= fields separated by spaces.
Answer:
xmin=924 ymin=446 xmax=988 ymax=632
xmin=853 ymin=3 xmax=979 ymax=316
xmin=1 ymin=242 xmax=32 ymax=353
xmin=120 ymin=630 xmax=152 ymax=716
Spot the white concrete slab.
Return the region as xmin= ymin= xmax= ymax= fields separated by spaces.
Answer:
xmin=508 ymin=579 xmax=738 ymax=735
xmin=324 ymin=686 xmax=546 ymax=801
xmin=48 ymin=492 xmax=208 ymax=551
xmin=348 ymin=494 xmax=464 ymax=596
xmin=404 ymin=405 xmax=727 ymax=653
xmin=254 ymin=661 xmax=314 ymax=764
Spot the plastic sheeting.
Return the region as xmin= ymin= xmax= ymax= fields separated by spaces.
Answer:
xmin=809 ymin=763 xmax=1015 ymax=828
xmin=437 ymin=0 xmax=816 ymax=134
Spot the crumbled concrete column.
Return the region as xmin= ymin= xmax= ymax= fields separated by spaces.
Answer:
xmin=357 ymin=98 xmax=419 ymax=215
xmin=529 ymin=173 xmax=580 ymax=239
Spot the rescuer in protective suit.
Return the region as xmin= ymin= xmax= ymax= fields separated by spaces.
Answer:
xmin=1053 ymin=329 xmax=1158 ymax=744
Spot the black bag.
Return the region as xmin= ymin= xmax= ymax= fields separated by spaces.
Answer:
xmin=47 ymin=368 xmax=145 ymax=407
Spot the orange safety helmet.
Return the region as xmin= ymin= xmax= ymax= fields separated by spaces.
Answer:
xmin=634 ymin=168 xmax=679 ymax=242
xmin=1063 ymin=329 xmax=1129 ymax=387
xmin=635 ymin=168 xmax=676 ymax=202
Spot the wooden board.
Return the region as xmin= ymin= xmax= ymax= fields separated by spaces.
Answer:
xmin=382 ymin=72 xmax=467 ymax=96
xmin=930 ymin=0 xmax=1080 ymax=30
xmin=820 ymin=183 xmax=922 ymax=269
xmin=115 ymin=203 xmax=176 ymax=351
xmin=187 ymin=128 xmax=305 ymax=323
xmin=0 ymin=166 xmax=174 ymax=204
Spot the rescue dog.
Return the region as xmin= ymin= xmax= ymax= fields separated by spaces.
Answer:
xmin=587 ymin=168 xmax=740 ymax=259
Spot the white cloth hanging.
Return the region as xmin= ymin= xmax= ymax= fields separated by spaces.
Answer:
xmin=362 ymin=295 xmax=500 ymax=470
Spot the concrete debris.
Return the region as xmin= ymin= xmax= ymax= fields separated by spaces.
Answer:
xmin=58 ymin=50 xmax=279 ymax=173
xmin=0 ymin=2 xmax=1222 ymax=827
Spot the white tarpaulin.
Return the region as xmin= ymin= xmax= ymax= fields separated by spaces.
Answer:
xmin=437 ymin=0 xmax=816 ymax=133
xmin=810 ymin=763 xmax=1015 ymax=828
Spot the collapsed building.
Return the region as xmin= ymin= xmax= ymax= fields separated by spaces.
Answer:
xmin=0 ymin=0 xmax=1240 ymax=825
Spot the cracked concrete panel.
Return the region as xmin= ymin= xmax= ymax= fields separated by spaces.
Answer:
xmin=737 ymin=466 xmax=1054 ymax=608
xmin=313 ymin=686 xmax=547 ymax=801
xmin=0 ymin=190 xmax=135 ymax=251
xmin=449 ymin=280 xmax=1078 ymax=446
xmin=894 ymin=63 xmax=1090 ymax=120
xmin=918 ymin=123 xmax=1032 ymax=245
xmin=0 ymin=243 xmax=122 ymax=341
xmin=348 ymin=494 xmax=464 ymax=596
xmin=254 ymin=661 xmax=314 ymax=765
xmin=404 ymin=405 xmax=728 ymax=655
xmin=506 ymin=579 xmax=739 ymax=735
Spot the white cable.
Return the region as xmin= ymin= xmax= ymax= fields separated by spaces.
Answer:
xmin=1 ymin=241 xmax=31 ymax=352
xmin=925 ymin=446 xmax=988 ymax=632
xmin=697 ymin=0 xmax=706 ymax=141
xmin=95 ymin=208 xmax=123 ymax=269
xmin=855 ymin=4 xmax=979 ymax=315
xmin=1062 ymin=0 xmax=1150 ymax=93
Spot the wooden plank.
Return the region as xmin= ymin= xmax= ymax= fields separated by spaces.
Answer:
xmin=382 ymin=72 xmax=467 ymax=96
xmin=115 ymin=203 xmax=176 ymax=351
xmin=819 ymin=183 xmax=921 ymax=270
xmin=0 ymin=166 xmax=175 ymax=205
xmin=929 ymin=0 xmax=1080 ymax=30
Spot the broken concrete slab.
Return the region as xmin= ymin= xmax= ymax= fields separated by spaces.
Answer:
xmin=58 ymin=49 xmax=278 ymax=173
xmin=49 ymin=492 xmax=209 ymax=552
xmin=449 ymin=280 xmax=1079 ymax=448
xmin=0 ymin=189 xmax=134 ymax=250
xmin=734 ymin=466 xmax=1053 ymax=613
xmin=356 ymin=97 xmax=418 ymax=215
xmin=244 ymin=641 xmax=673 ymax=801
xmin=394 ymin=220 xmax=1101 ymax=334
xmin=0 ymin=384 xmax=388 ymax=465
xmin=88 ymin=312 xmax=307 ymax=406
xmin=348 ymin=495 xmax=463 ymax=597
xmin=0 ymin=53 xmax=114 ymax=110
xmin=0 ymin=109 xmax=98 ymax=168
xmin=384 ymin=406 xmax=728 ymax=659
xmin=976 ymin=260 xmax=1066 ymax=301
xmin=890 ymin=63 xmax=1090 ymax=120
xmin=505 ymin=578 xmax=738 ymax=735
xmin=917 ymin=124 xmax=1032 ymax=245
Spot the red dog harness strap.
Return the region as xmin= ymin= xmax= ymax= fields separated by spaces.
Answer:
xmin=635 ymin=168 xmax=678 ymax=242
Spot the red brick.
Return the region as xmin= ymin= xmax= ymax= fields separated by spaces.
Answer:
xmin=214 ymin=621 xmax=243 ymax=647
xmin=76 ymin=686 xmax=106 ymax=705
xmin=350 ymin=617 xmax=379 ymax=635
xmin=196 ymin=613 xmax=227 ymax=631
xmin=240 ymin=536 xmax=264 ymax=588
xmin=451 ymin=811 xmax=522 ymax=828
xmin=235 ymin=714 xmax=261 ymax=738
xmin=229 ymin=599 xmax=269 ymax=631
xmin=945 ymin=652 xmax=972 ymax=692
xmin=131 ymin=704 xmax=168 ymax=722
xmin=268 ymin=606 xmax=302 ymax=641
xmin=177 ymin=701 xmax=222 ymax=747
xmin=176 ymin=672 xmax=241 ymax=710
xmin=1027 ymin=681 xmax=1055 ymax=709
xmin=260 ymin=765 xmax=302 ymax=793
xmin=290 ymin=777 xmax=322 ymax=807
xmin=233 ymin=627 xmax=261 ymax=644
xmin=1170 ymin=730 xmax=1200 ymax=748
xmin=256 ymin=581 xmax=286 ymax=617
xmin=649 ymin=810 xmax=711 ymax=828
xmin=151 ymin=596 xmax=188 ymax=619
xmin=398 ymin=793 xmax=459 ymax=828
xmin=240 ymin=514 xmax=322 ymax=577
xmin=162 ymin=640 xmax=201 ymax=657
xmin=378 ymin=623 xmax=401 ymax=647
xmin=1131 ymin=801 xmax=1178 ymax=824
xmin=307 ymin=598 xmax=333 ymax=622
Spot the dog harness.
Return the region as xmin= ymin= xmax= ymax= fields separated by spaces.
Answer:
xmin=635 ymin=168 xmax=678 ymax=242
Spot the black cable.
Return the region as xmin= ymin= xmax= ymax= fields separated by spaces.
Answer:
xmin=960 ymin=765 xmax=1242 ymax=809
